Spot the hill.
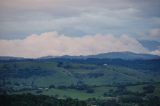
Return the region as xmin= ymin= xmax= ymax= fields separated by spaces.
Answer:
xmin=39 ymin=52 xmax=160 ymax=60
xmin=0 ymin=52 xmax=159 ymax=61
xmin=0 ymin=59 xmax=160 ymax=89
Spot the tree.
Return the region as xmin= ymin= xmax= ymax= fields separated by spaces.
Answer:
xmin=86 ymin=88 xmax=95 ymax=93
xmin=144 ymin=95 xmax=160 ymax=106
xmin=143 ymin=85 xmax=155 ymax=93
xmin=101 ymin=99 xmax=120 ymax=106
xmin=57 ymin=62 xmax=63 ymax=67
xmin=49 ymin=84 xmax=55 ymax=88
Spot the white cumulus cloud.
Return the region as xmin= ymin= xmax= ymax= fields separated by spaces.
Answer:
xmin=0 ymin=32 xmax=150 ymax=58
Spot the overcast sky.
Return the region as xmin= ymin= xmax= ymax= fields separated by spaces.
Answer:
xmin=0 ymin=0 xmax=160 ymax=57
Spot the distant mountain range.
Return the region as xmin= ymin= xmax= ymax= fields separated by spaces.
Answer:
xmin=0 ymin=52 xmax=160 ymax=60
xmin=0 ymin=56 xmax=25 ymax=60
xmin=85 ymin=52 xmax=160 ymax=60
xmin=39 ymin=51 xmax=160 ymax=60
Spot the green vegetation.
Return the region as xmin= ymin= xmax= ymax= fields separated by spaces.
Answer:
xmin=0 ymin=59 xmax=160 ymax=106
xmin=0 ymin=60 xmax=159 ymax=88
xmin=0 ymin=94 xmax=88 ymax=106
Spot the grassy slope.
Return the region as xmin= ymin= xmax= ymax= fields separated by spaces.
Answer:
xmin=0 ymin=61 xmax=159 ymax=87
xmin=11 ymin=83 xmax=160 ymax=100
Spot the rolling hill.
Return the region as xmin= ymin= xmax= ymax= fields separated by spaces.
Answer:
xmin=0 ymin=59 xmax=160 ymax=89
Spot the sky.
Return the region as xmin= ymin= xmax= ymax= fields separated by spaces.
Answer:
xmin=0 ymin=0 xmax=160 ymax=57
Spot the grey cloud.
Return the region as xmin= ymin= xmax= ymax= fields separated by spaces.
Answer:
xmin=0 ymin=0 xmax=160 ymax=39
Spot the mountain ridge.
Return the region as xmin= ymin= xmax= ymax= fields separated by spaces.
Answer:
xmin=39 ymin=51 xmax=160 ymax=60
xmin=0 ymin=51 xmax=160 ymax=60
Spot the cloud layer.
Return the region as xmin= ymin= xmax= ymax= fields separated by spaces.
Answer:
xmin=0 ymin=32 xmax=150 ymax=58
xmin=0 ymin=0 xmax=160 ymax=39
xmin=149 ymin=28 xmax=160 ymax=38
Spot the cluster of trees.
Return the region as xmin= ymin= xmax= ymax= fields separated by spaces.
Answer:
xmin=57 ymin=62 xmax=97 ymax=70
xmin=55 ymin=58 xmax=160 ymax=72
xmin=0 ymin=91 xmax=160 ymax=106
xmin=50 ymin=83 xmax=157 ymax=96
xmin=0 ymin=94 xmax=88 ymax=106
xmin=1 ymin=83 xmax=160 ymax=106
xmin=86 ymin=72 xmax=104 ymax=78
xmin=0 ymin=63 xmax=51 ymax=79
xmin=103 ymin=84 xmax=156 ymax=97
xmin=87 ymin=95 xmax=160 ymax=106
xmin=119 ymin=95 xmax=160 ymax=106
xmin=57 ymin=62 xmax=73 ymax=69
xmin=101 ymin=84 xmax=159 ymax=106
xmin=87 ymin=98 xmax=120 ymax=106
xmin=143 ymin=85 xmax=155 ymax=93
xmin=49 ymin=81 xmax=95 ymax=93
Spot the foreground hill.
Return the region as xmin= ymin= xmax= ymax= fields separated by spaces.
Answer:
xmin=0 ymin=58 xmax=160 ymax=105
xmin=0 ymin=59 xmax=160 ymax=89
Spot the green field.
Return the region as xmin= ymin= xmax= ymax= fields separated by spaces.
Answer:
xmin=0 ymin=60 xmax=160 ymax=106
xmin=9 ymin=83 xmax=160 ymax=100
xmin=1 ymin=61 xmax=159 ymax=88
